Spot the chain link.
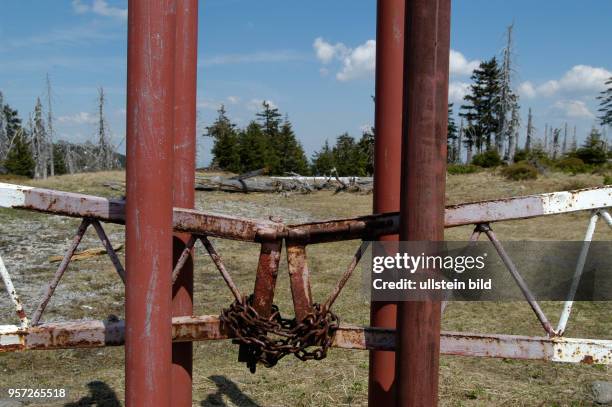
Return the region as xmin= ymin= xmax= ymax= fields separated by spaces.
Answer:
xmin=220 ymin=296 xmax=339 ymax=372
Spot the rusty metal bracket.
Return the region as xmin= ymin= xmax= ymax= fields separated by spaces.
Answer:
xmin=286 ymin=243 xmax=313 ymax=321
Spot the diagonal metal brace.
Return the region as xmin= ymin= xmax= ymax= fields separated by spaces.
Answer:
xmin=476 ymin=223 xmax=556 ymax=336
xmin=90 ymin=219 xmax=126 ymax=283
xmin=31 ymin=218 xmax=90 ymax=326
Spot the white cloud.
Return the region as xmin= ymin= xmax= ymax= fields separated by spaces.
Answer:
xmin=337 ymin=40 xmax=376 ymax=81
xmin=448 ymin=81 xmax=470 ymax=102
xmin=314 ymin=37 xmax=477 ymax=82
xmin=518 ymin=81 xmax=537 ymax=98
xmin=72 ymin=0 xmax=127 ymax=20
xmin=523 ymin=65 xmax=611 ymax=98
xmin=226 ymin=96 xmax=240 ymax=104
xmin=449 ymin=50 xmax=479 ymax=76
xmin=58 ymin=112 xmax=97 ymax=124
xmin=313 ymin=37 xmax=347 ymax=64
xmin=312 ymin=38 xmax=375 ymax=81
xmin=552 ymin=100 xmax=595 ymax=119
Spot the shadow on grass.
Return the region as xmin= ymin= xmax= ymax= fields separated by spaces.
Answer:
xmin=64 ymin=381 xmax=121 ymax=407
xmin=201 ymin=375 xmax=260 ymax=407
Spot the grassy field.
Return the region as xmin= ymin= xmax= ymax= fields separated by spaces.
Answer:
xmin=0 ymin=169 xmax=610 ymax=406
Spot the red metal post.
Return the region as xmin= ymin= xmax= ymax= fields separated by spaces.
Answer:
xmin=395 ymin=0 xmax=450 ymax=405
xmin=172 ymin=0 xmax=198 ymax=406
xmin=369 ymin=0 xmax=405 ymax=404
xmin=125 ymin=1 xmax=176 ymax=405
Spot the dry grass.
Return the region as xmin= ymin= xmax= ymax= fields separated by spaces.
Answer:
xmin=0 ymin=169 xmax=610 ymax=406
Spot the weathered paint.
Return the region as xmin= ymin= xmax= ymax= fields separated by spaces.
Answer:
xmin=3 ymin=183 xmax=611 ymax=241
xmin=286 ymin=244 xmax=313 ymax=321
xmin=1 ymin=319 xmax=609 ymax=365
xmin=557 ymin=211 xmax=599 ymax=335
xmin=395 ymin=0 xmax=451 ymax=404
xmin=171 ymin=1 xmax=198 ymax=401
xmin=370 ymin=1 xmax=404 ymax=397
xmin=0 ymin=256 xmax=28 ymax=327
xmin=125 ymin=0 xmax=177 ymax=405
xmin=252 ymin=241 xmax=283 ymax=318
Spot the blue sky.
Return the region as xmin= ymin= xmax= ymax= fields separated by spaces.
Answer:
xmin=1 ymin=0 xmax=610 ymax=166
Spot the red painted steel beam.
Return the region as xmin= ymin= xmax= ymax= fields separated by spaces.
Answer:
xmin=396 ymin=0 xmax=451 ymax=405
xmin=125 ymin=1 xmax=176 ymax=406
xmin=172 ymin=0 xmax=198 ymax=405
xmin=370 ymin=0 xmax=405 ymax=404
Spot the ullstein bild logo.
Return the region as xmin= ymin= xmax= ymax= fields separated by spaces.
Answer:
xmin=365 ymin=241 xmax=612 ymax=301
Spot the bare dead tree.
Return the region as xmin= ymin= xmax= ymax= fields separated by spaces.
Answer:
xmin=457 ymin=118 xmax=463 ymax=164
xmin=65 ymin=143 xmax=76 ymax=174
xmin=31 ymin=98 xmax=48 ymax=179
xmin=562 ymin=122 xmax=568 ymax=156
xmin=552 ymin=128 xmax=560 ymax=160
xmin=525 ymin=107 xmax=534 ymax=152
xmin=46 ymin=74 xmax=55 ymax=177
xmin=498 ymin=23 xmax=519 ymax=160
xmin=570 ymin=125 xmax=577 ymax=152
xmin=507 ymin=102 xmax=520 ymax=161
xmin=0 ymin=92 xmax=7 ymax=161
xmin=544 ymin=123 xmax=549 ymax=155
xmin=96 ymin=87 xmax=116 ymax=170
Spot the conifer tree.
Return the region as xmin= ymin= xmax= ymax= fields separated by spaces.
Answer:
xmin=357 ymin=127 xmax=374 ymax=175
xmin=447 ymin=104 xmax=458 ymax=163
xmin=332 ymin=133 xmax=367 ymax=176
xmin=277 ymin=117 xmax=309 ymax=174
xmin=4 ymin=128 xmax=34 ymax=177
xmin=238 ymin=121 xmax=268 ymax=171
xmin=460 ymin=58 xmax=501 ymax=152
xmin=311 ymin=140 xmax=335 ymax=175
xmin=207 ymin=105 xmax=241 ymax=172
xmin=256 ymin=101 xmax=282 ymax=173
xmin=597 ymin=76 xmax=612 ymax=127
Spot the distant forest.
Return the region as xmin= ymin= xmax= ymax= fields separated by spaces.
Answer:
xmin=0 ymin=81 xmax=122 ymax=179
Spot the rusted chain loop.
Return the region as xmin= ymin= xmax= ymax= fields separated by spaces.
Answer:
xmin=220 ymin=296 xmax=339 ymax=371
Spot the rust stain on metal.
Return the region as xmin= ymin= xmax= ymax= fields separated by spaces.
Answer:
xmin=286 ymin=244 xmax=313 ymax=321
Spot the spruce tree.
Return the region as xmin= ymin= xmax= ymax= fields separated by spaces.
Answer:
xmin=597 ymin=76 xmax=612 ymax=127
xmin=358 ymin=127 xmax=374 ymax=175
xmin=256 ymin=101 xmax=282 ymax=173
xmin=311 ymin=140 xmax=335 ymax=175
xmin=460 ymin=58 xmax=501 ymax=152
xmin=238 ymin=121 xmax=268 ymax=171
xmin=447 ymin=103 xmax=458 ymax=163
xmin=206 ymin=105 xmax=241 ymax=172
xmin=277 ymin=117 xmax=309 ymax=174
xmin=4 ymin=128 xmax=35 ymax=177
xmin=332 ymin=133 xmax=367 ymax=176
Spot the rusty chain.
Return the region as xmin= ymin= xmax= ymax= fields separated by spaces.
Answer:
xmin=220 ymin=295 xmax=339 ymax=372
